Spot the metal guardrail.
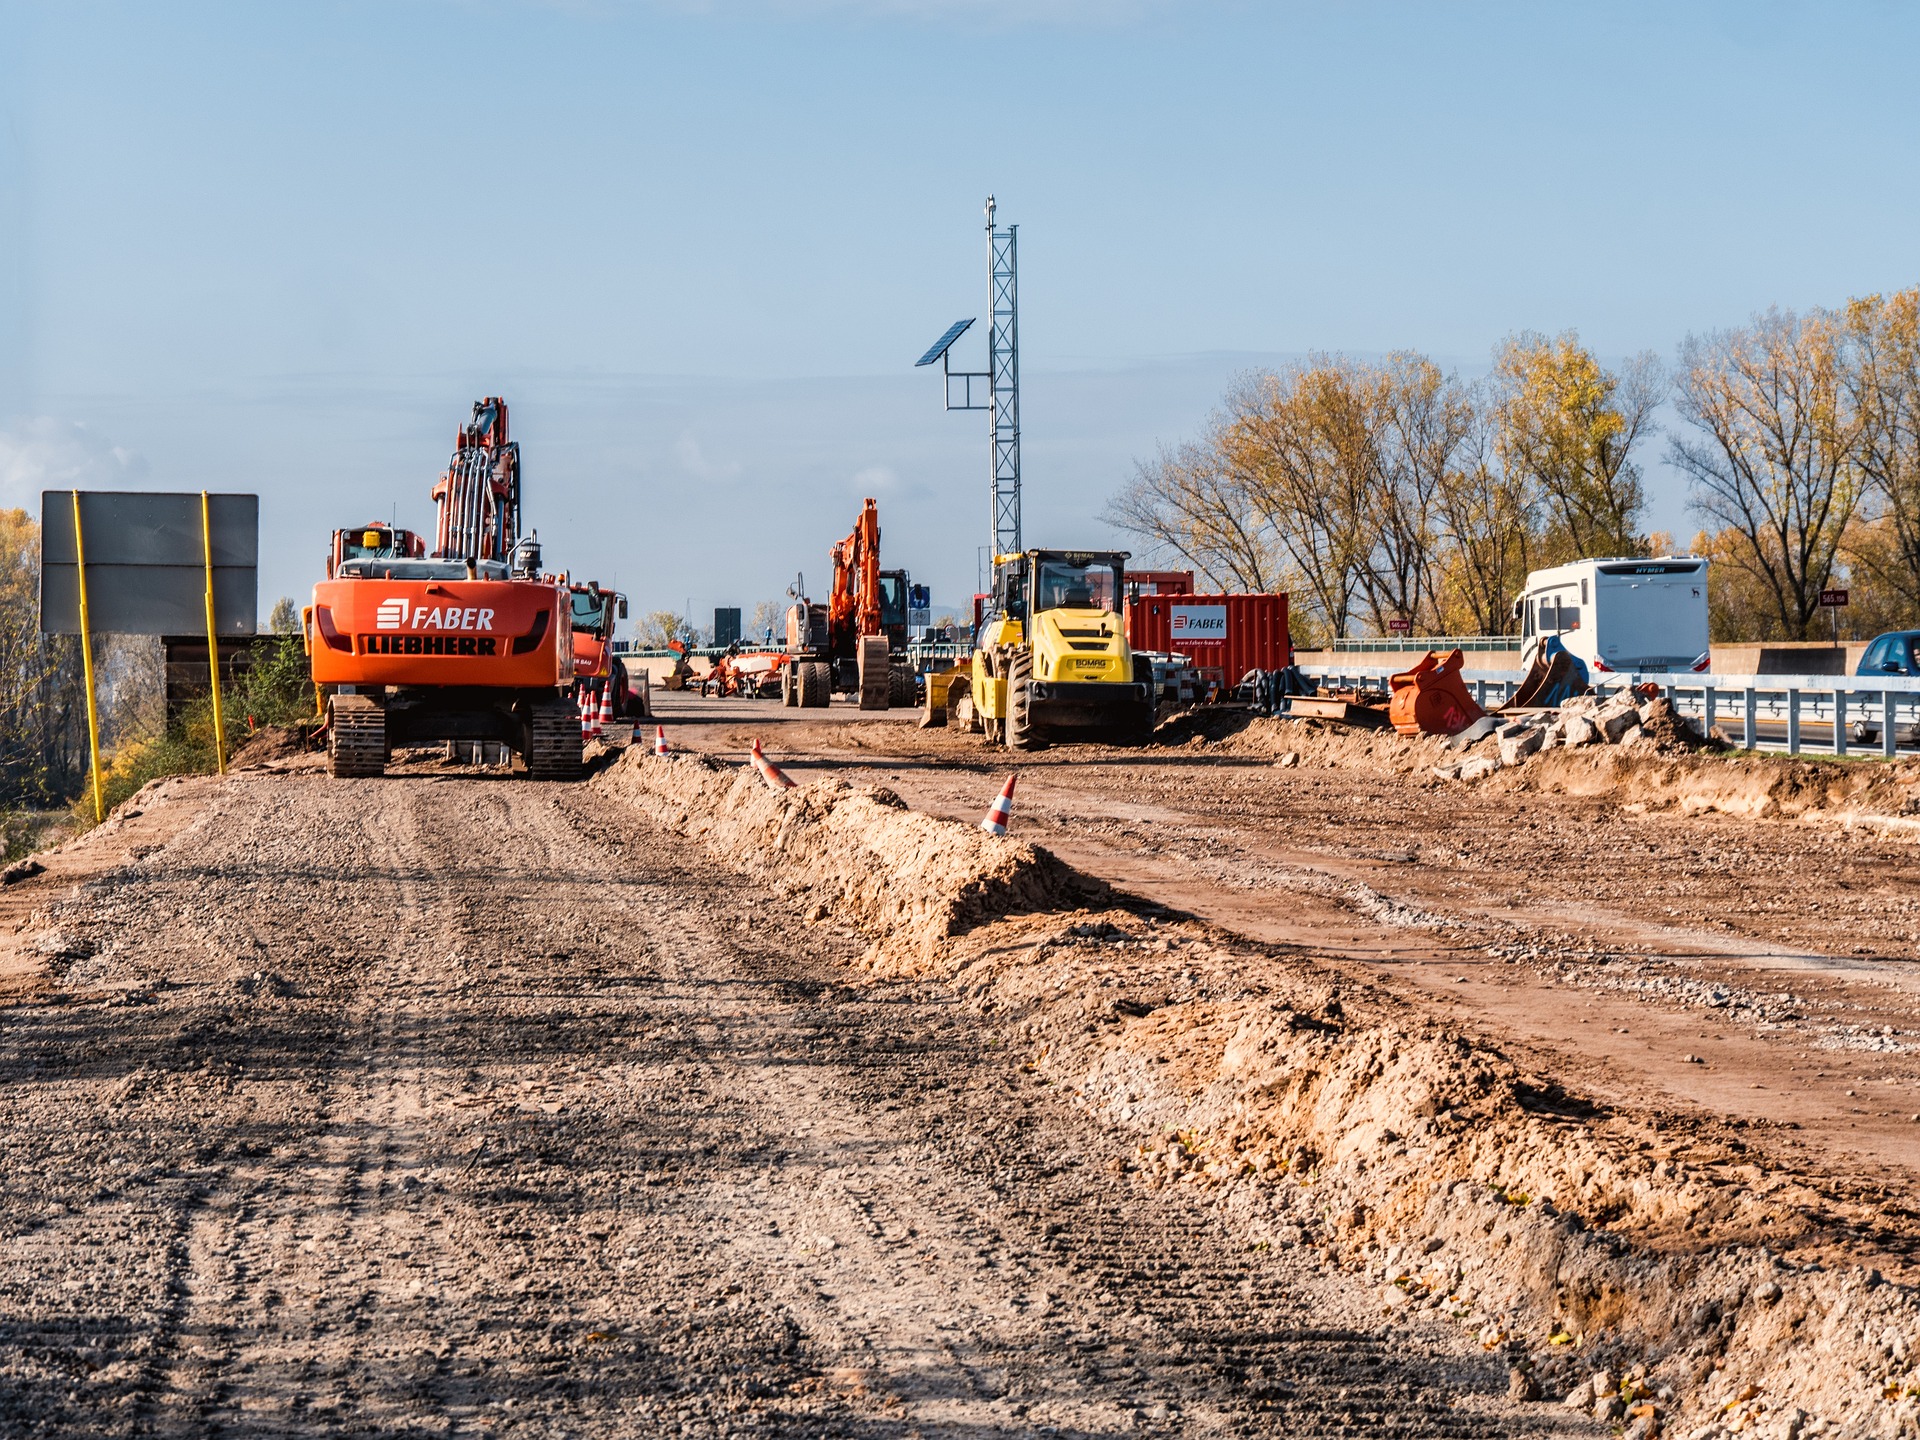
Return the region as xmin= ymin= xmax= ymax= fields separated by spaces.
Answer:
xmin=1321 ymin=635 xmax=1518 ymax=654
xmin=1297 ymin=663 xmax=1920 ymax=759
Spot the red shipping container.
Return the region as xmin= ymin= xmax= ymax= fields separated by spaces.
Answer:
xmin=1125 ymin=570 xmax=1195 ymax=598
xmin=1127 ymin=593 xmax=1293 ymax=686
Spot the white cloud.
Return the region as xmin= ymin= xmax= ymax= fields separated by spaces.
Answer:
xmin=673 ymin=430 xmax=742 ymax=483
xmin=0 ymin=417 xmax=149 ymax=509
xmin=851 ymin=463 xmax=899 ymax=493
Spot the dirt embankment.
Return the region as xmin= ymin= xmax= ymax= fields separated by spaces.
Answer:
xmin=1170 ymin=709 xmax=1920 ymax=829
xmin=599 ymin=746 xmax=1920 ymax=1440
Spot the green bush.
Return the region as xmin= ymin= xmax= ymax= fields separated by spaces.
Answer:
xmin=233 ymin=631 xmax=318 ymax=727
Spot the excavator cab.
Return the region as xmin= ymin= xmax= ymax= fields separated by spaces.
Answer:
xmin=877 ymin=570 xmax=910 ymax=650
xmin=328 ymin=524 xmax=425 ymax=579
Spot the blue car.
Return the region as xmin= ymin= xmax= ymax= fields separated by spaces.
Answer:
xmin=1857 ymin=631 xmax=1920 ymax=677
xmin=1851 ymin=632 xmax=1920 ymax=743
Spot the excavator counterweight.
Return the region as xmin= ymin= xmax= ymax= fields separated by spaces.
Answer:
xmin=307 ymin=397 xmax=582 ymax=779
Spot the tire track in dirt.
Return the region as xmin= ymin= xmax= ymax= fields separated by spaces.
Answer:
xmin=0 ymin=769 xmax=1559 ymax=1437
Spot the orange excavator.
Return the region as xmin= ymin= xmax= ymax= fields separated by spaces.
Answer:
xmin=781 ymin=498 xmax=915 ymax=710
xmin=307 ymin=396 xmax=581 ymax=779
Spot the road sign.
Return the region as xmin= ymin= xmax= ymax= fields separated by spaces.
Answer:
xmin=40 ymin=491 xmax=257 ymax=636
xmin=1388 ymin=618 xmax=1413 ymax=633
xmin=1820 ymin=589 xmax=1850 ymax=608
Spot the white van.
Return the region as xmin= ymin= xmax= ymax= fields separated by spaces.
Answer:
xmin=1514 ymin=557 xmax=1710 ymax=675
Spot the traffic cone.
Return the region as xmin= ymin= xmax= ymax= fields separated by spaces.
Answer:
xmin=579 ymin=687 xmax=592 ymax=742
xmin=597 ymin=683 xmax=614 ymax=734
xmin=653 ymin=724 xmax=669 ymax=758
xmin=979 ymin=774 xmax=1017 ymax=835
xmin=749 ymin=738 xmax=797 ymax=790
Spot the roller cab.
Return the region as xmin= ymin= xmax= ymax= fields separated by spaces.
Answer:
xmin=965 ymin=549 xmax=1154 ymax=749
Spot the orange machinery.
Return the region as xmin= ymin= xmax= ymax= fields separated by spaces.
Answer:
xmin=307 ymin=396 xmax=581 ymax=779
xmin=781 ymin=498 xmax=915 ymax=710
xmin=567 ymin=581 xmax=649 ymax=719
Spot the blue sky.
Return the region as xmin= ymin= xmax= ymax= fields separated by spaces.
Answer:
xmin=3 ymin=0 xmax=1917 ymax=626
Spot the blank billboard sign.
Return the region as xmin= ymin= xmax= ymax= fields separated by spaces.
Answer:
xmin=40 ymin=491 xmax=258 ymax=637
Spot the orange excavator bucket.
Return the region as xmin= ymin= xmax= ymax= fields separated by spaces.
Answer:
xmin=1388 ymin=648 xmax=1486 ymax=736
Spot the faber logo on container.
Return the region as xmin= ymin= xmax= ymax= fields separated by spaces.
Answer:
xmin=375 ymin=597 xmax=409 ymax=630
xmin=1169 ymin=604 xmax=1228 ymax=640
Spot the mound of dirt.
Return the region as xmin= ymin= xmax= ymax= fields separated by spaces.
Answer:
xmin=594 ymin=748 xmax=1107 ymax=968
xmin=599 ymin=744 xmax=1920 ymax=1438
xmin=1190 ymin=709 xmax=1920 ymax=827
xmin=230 ymin=723 xmax=315 ymax=768
xmin=1150 ymin=708 xmax=1264 ymax=747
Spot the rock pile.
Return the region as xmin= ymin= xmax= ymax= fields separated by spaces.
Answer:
xmin=1434 ymin=691 xmax=1721 ymax=782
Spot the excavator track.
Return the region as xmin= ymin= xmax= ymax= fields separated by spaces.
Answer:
xmin=327 ymin=695 xmax=388 ymax=778
xmin=526 ymin=699 xmax=583 ymax=781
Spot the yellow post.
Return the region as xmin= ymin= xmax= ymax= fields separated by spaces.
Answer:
xmin=70 ymin=491 xmax=106 ymax=825
xmin=201 ymin=491 xmax=228 ymax=775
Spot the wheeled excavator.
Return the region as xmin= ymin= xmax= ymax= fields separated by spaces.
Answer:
xmin=781 ymin=498 xmax=916 ymax=710
xmin=927 ymin=548 xmax=1154 ymax=749
xmin=306 ymin=396 xmax=582 ymax=779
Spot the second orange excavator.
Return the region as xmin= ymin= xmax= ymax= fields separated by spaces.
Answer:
xmin=780 ymin=498 xmax=915 ymax=710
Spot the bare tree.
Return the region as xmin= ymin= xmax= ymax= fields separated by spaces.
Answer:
xmin=1671 ymin=308 xmax=1868 ymax=638
xmin=1364 ymin=353 xmax=1472 ymax=632
xmin=1431 ymin=403 xmax=1536 ymax=635
xmin=0 ymin=509 xmax=88 ymax=807
xmin=1842 ymin=288 xmax=1920 ymax=620
xmin=1102 ymin=435 xmax=1281 ymax=592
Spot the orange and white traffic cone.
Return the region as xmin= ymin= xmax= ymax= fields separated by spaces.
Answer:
xmin=980 ymin=774 xmax=1017 ymax=835
xmin=579 ymin=686 xmax=592 ymax=742
xmin=653 ymin=724 xmax=669 ymax=758
xmin=749 ymin=738 xmax=797 ymax=790
xmin=597 ymin=683 xmax=614 ymax=734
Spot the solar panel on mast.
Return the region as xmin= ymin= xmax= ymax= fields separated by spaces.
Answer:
xmin=915 ymin=318 xmax=975 ymax=368
xmin=912 ymin=197 xmax=1022 ymax=557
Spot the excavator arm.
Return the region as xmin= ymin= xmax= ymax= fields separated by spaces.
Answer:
xmin=429 ymin=396 xmax=523 ymax=563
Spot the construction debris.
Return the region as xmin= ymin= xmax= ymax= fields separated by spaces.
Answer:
xmin=1433 ymin=689 xmax=1723 ymax=781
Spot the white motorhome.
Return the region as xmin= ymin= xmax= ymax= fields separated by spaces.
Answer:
xmin=1514 ymin=557 xmax=1710 ymax=675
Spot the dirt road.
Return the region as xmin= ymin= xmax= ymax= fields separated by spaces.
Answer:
xmin=0 ymin=765 xmax=1551 ymax=1437
xmin=651 ymin=692 xmax=1920 ymax=1237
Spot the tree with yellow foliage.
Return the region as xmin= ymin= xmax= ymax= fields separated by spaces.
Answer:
xmin=1671 ymin=307 xmax=1868 ymax=639
xmin=1492 ymin=331 xmax=1659 ymax=564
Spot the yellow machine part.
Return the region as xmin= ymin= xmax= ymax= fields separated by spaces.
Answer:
xmin=1025 ymin=608 xmax=1130 ymax=685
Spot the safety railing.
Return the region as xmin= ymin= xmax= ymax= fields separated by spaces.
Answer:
xmin=1295 ymin=663 xmax=1920 ymax=759
xmin=1319 ymin=635 xmax=1519 ymax=654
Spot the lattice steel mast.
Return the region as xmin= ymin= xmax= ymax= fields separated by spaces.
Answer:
xmin=986 ymin=196 xmax=1020 ymax=556
xmin=914 ymin=195 xmax=1022 ymax=559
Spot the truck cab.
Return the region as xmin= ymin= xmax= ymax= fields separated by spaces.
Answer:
xmin=569 ymin=581 xmax=646 ymax=717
